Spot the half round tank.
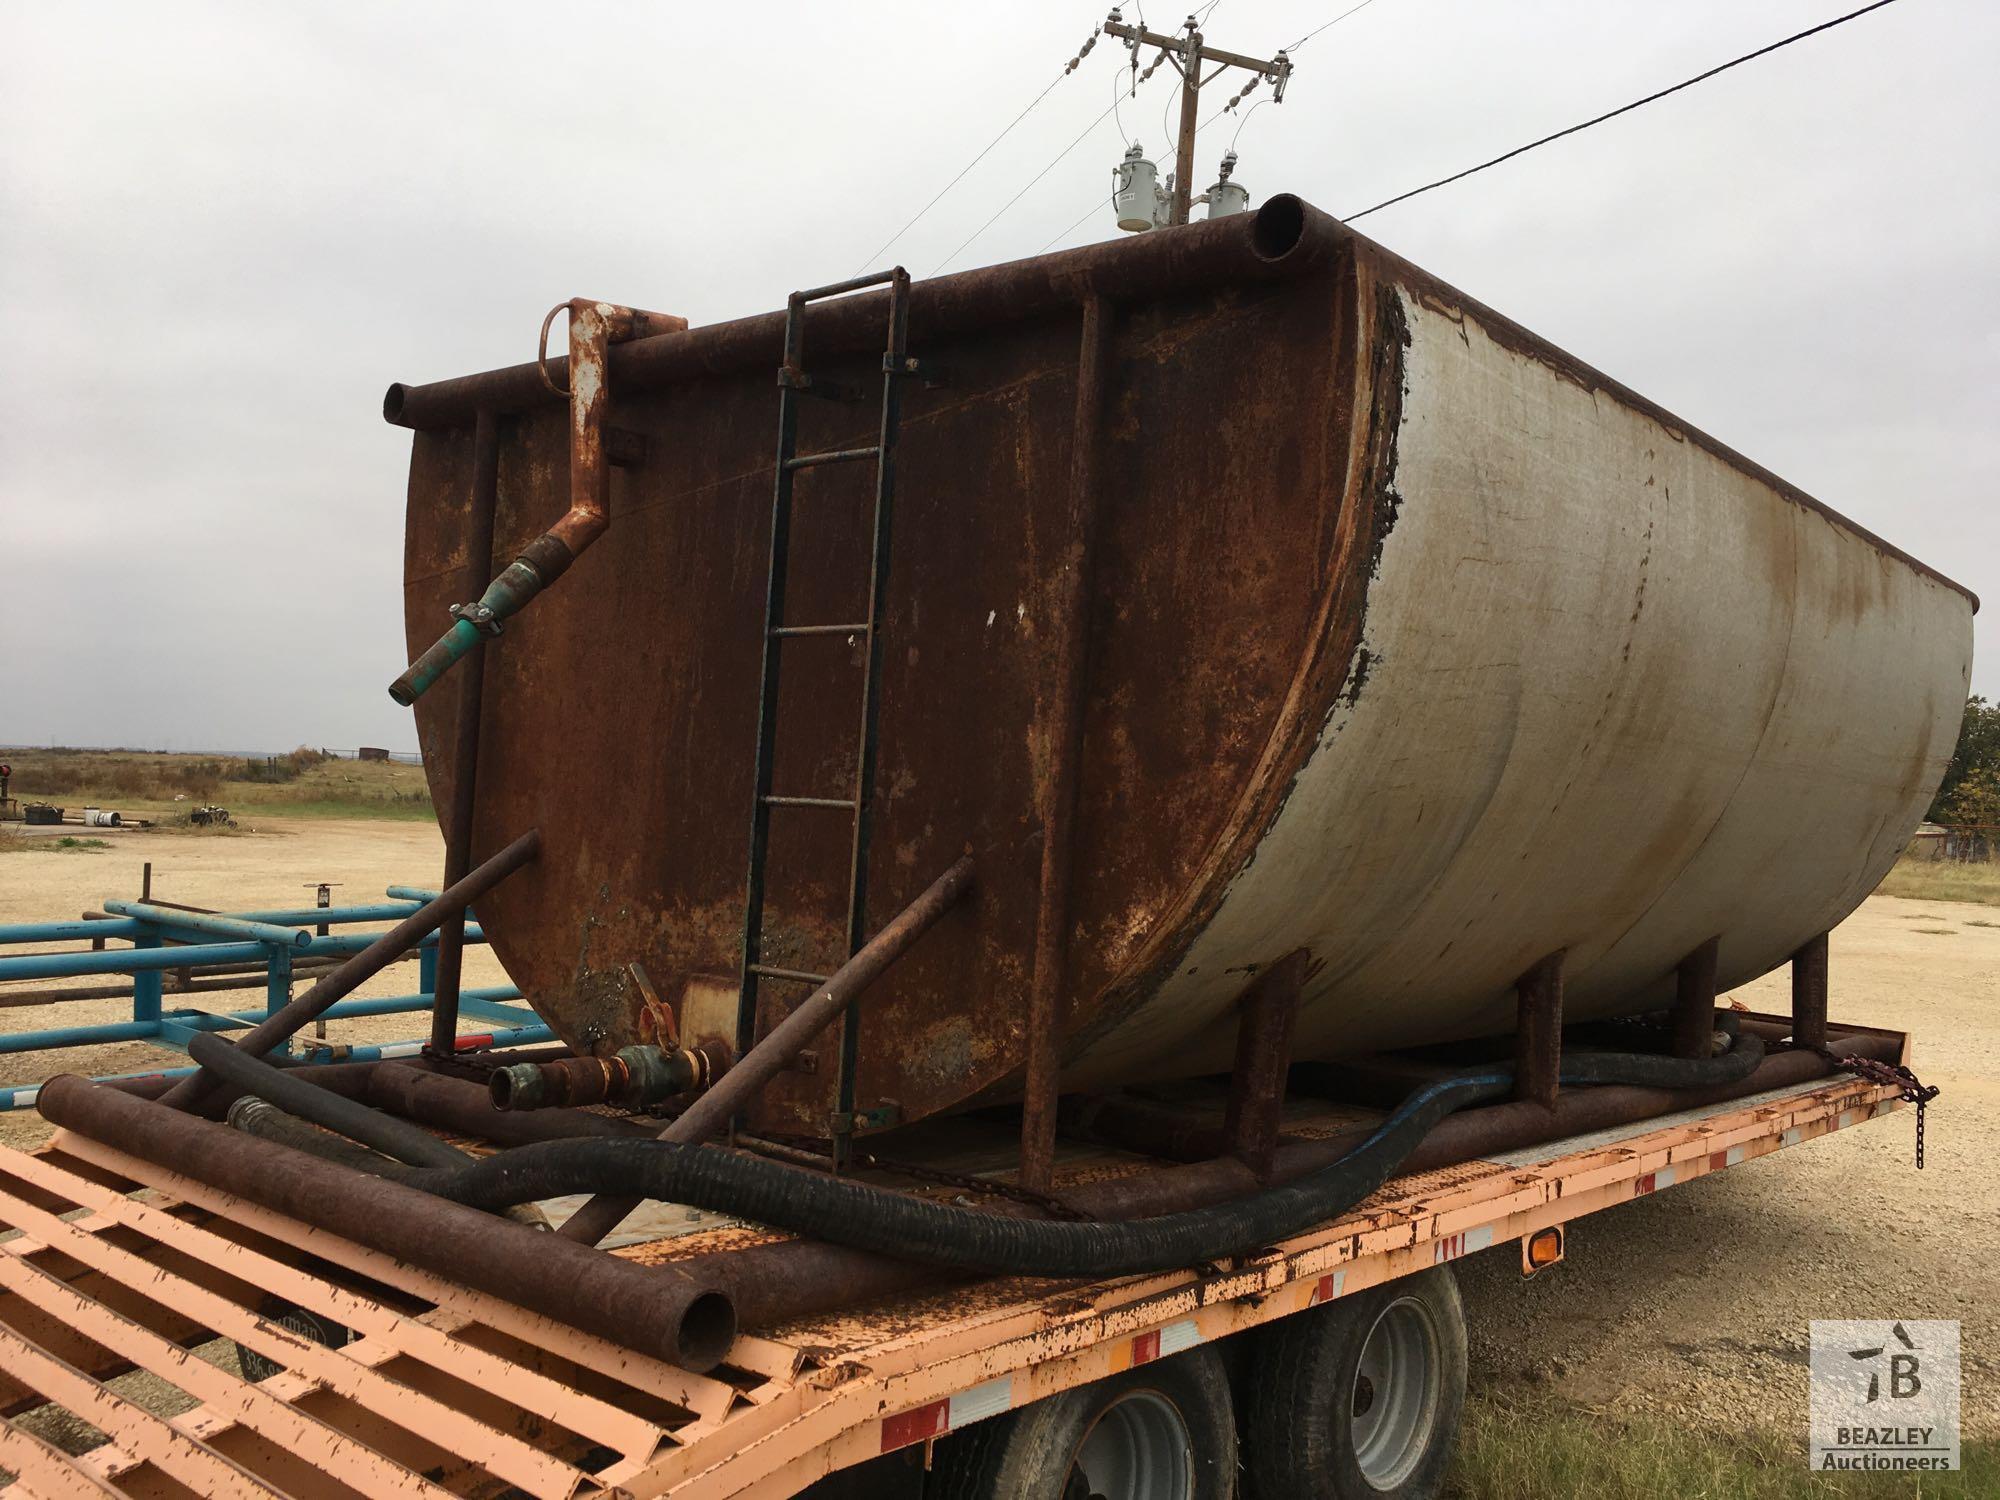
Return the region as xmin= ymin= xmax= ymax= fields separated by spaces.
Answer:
xmin=393 ymin=197 xmax=1975 ymax=1137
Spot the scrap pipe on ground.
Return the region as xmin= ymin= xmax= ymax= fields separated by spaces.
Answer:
xmin=36 ymin=1075 xmax=736 ymax=1372
xmin=690 ymin=1032 xmax=1900 ymax=1329
xmin=157 ymin=830 xmax=541 ymax=1110
xmin=557 ymin=854 xmax=976 ymax=1247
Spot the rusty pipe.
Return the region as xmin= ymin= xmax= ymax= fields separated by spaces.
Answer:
xmin=681 ymin=1031 xmax=1902 ymax=1330
xmin=557 ymin=854 xmax=977 ymax=1246
xmin=157 ymin=830 xmax=541 ymax=1110
xmin=488 ymin=1044 xmax=719 ymax=1112
xmin=383 ymin=198 xmax=1337 ymax=432
xmin=389 ymin=301 xmax=685 ymax=705
xmin=38 ymin=1075 xmax=735 ymax=1371
xmin=429 ymin=408 xmax=501 ymax=1050
xmin=1020 ymin=296 xmax=1112 ymax=1193
xmin=368 ymin=1064 xmax=654 ymax=1144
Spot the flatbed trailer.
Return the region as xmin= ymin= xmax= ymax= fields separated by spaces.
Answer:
xmin=0 ymin=1011 xmax=1918 ymax=1499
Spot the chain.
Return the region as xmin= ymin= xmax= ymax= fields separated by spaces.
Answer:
xmin=1810 ymin=1046 xmax=1940 ymax=1169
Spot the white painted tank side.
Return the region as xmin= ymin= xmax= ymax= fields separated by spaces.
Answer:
xmin=1068 ymin=283 xmax=1972 ymax=1086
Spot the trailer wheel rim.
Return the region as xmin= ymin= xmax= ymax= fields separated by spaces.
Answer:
xmin=1350 ymin=1295 xmax=1442 ymax=1490
xmin=1070 ymin=1388 xmax=1195 ymax=1499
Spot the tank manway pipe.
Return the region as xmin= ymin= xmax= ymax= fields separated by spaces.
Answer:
xmin=389 ymin=299 xmax=685 ymax=706
xmin=157 ymin=830 xmax=541 ymax=1110
xmin=558 ymin=853 xmax=976 ymax=1246
xmin=36 ymin=1075 xmax=736 ymax=1373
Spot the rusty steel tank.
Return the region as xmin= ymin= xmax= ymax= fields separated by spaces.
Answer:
xmin=388 ymin=195 xmax=1976 ymax=1137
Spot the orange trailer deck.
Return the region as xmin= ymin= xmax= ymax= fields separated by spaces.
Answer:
xmin=0 ymin=1013 xmax=1916 ymax=1499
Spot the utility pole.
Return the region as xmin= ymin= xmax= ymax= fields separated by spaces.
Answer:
xmin=1103 ymin=13 xmax=1292 ymax=226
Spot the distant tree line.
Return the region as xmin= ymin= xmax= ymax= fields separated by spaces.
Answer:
xmin=1929 ymin=696 xmax=2000 ymax=826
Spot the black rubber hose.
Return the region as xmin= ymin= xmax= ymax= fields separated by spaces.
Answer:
xmin=186 ymin=1032 xmax=469 ymax=1170
xmin=401 ymin=1036 xmax=1765 ymax=1278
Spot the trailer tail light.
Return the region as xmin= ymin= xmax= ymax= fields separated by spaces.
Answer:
xmin=1522 ymin=1226 xmax=1564 ymax=1277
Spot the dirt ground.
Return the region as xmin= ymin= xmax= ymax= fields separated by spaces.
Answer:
xmin=0 ymin=818 xmax=510 ymax=1149
xmin=1 ymin=821 xmax=1993 ymax=1440
xmin=1457 ymin=893 xmax=1998 ymax=1437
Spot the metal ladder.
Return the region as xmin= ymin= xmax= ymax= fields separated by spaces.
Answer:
xmin=737 ymin=267 xmax=914 ymax=1169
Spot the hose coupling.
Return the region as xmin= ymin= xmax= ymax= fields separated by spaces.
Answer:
xmin=489 ymin=1043 xmax=725 ymax=1113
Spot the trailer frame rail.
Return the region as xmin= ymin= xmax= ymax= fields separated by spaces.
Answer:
xmin=0 ymin=1018 xmax=1911 ymax=1498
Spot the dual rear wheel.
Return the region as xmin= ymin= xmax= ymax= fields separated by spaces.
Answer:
xmin=928 ymin=1265 xmax=1467 ymax=1500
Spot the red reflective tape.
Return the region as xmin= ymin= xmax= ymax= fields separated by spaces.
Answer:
xmin=881 ymin=1400 xmax=949 ymax=1453
xmin=1311 ymin=1274 xmax=1337 ymax=1305
xmin=1634 ymin=1172 xmax=1657 ymax=1196
xmin=1708 ymin=1151 xmax=1729 ymax=1171
xmin=452 ymin=1033 xmax=496 ymax=1051
xmin=1131 ymin=1330 xmax=1162 ymax=1366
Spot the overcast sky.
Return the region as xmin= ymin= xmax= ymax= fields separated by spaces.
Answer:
xmin=3 ymin=0 xmax=1993 ymax=754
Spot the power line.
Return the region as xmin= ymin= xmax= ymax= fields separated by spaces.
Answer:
xmin=1289 ymin=0 xmax=1383 ymax=52
xmin=934 ymin=96 xmax=1127 ymax=275
xmin=1229 ymin=94 xmax=1273 ymax=150
xmin=1347 ymin=0 xmax=1905 ymax=222
xmin=854 ymin=14 xmax=1111 ymax=274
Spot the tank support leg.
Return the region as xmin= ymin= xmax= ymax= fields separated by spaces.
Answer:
xmin=1790 ymin=932 xmax=1829 ymax=1051
xmin=429 ymin=408 xmax=501 ymax=1057
xmin=1020 ymin=296 xmax=1114 ymax=1194
xmin=1223 ymin=949 xmax=1308 ymax=1180
xmin=1512 ymin=950 xmax=1565 ymax=1109
xmin=1670 ymin=935 xmax=1721 ymax=1059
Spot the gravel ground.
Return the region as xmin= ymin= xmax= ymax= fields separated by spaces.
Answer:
xmin=1456 ymin=894 xmax=1997 ymax=1437
xmin=2 ymin=824 xmax=1992 ymax=1444
xmin=0 ymin=818 xmax=512 ymax=1150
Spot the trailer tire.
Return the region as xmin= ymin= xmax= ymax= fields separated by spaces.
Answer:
xmin=1244 ymin=1265 xmax=1466 ymax=1500
xmin=928 ymin=1344 xmax=1235 ymax=1500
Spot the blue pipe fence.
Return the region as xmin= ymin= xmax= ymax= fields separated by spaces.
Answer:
xmin=0 ymin=886 xmax=553 ymax=1110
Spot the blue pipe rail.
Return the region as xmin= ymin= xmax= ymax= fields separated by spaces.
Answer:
xmin=0 ymin=925 xmax=488 ymax=981
xmin=0 ymin=900 xmax=462 ymax=947
xmin=100 ymin=901 xmax=313 ymax=949
xmin=0 ymin=885 xmax=546 ymax=1108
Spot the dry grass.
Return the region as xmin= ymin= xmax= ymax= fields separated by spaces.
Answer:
xmin=0 ymin=831 xmax=111 ymax=855
xmin=1449 ymin=1396 xmax=1993 ymax=1498
xmin=1874 ymin=856 xmax=2000 ymax=907
xmin=2 ymin=748 xmax=435 ymax=825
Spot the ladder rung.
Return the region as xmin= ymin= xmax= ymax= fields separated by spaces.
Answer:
xmin=747 ymin=964 xmax=832 ymax=985
xmin=770 ymin=622 xmax=871 ymax=638
xmin=795 ymin=268 xmax=901 ymax=303
xmin=761 ymin=795 xmax=860 ymax=810
xmin=784 ymin=446 xmax=881 ymax=472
